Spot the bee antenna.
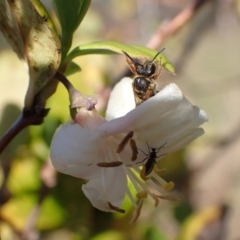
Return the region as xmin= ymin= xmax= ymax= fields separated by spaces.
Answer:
xmin=122 ymin=50 xmax=135 ymax=62
xmin=149 ymin=47 xmax=165 ymax=63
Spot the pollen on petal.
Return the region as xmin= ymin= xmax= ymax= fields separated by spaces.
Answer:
xmin=136 ymin=191 xmax=148 ymax=199
xmin=164 ymin=181 xmax=175 ymax=191
xmin=130 ymin=138 xmax=138 ymax=161
xmin=97 ymin=161 xmax=123 ymax=167
xmin=116 ymin=131 xmax=134 ymax=153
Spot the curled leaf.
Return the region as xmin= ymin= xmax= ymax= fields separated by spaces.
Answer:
xmin=66 ymin=41 xmax=175 ymax=73
xmin=1 ymin=0 xmax=61 ymax=109
xmin=0 ymin=0 xmax=26 ymax=60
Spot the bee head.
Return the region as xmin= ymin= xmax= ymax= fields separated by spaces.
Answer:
xmin=122 ymin=48 xmax=165 ymax=77
xmin=135 ymin=62 xmax=156 ymax=77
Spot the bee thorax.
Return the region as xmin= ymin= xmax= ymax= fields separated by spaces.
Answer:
xmin=133 ymin=77 xmax=150 ymax=91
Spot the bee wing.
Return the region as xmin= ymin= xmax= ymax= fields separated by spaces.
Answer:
xmin=122 ymin=51 xmax=137 ymax=74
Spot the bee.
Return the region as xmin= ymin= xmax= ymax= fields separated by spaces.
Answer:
xmin=136 ymin=142 xmax=167 ymax=176
xmin=116 ymin=50 xmax=165 ymax=155
xmin=122 ymin=48 xmax=165 ymax=106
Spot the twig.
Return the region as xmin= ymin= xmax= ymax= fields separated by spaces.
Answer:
xmin=0 ymin=108 xmax=49 ymax=156
xmin=146 ymin=0 xmax=210 ymax=49
xmin=55 ymin=72 xmax=74 ymax=91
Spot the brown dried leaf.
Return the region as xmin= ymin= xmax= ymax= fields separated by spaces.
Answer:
xmin=10 ymin=0 xmax=61 ymax=89
xmin=0 ymin=0 xmax=26 ymax=60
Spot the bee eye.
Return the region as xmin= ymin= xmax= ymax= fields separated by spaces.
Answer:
xmin=135 ymin=64 xmax=144 ymax=75
xmin=135 ymin=63 xmax=156 ymax=77
xmin=147 ymin=64 xmax=156 ymax=75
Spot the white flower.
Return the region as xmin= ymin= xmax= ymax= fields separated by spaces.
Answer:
xmin=50 ymin=77 xmax=208 ymax=223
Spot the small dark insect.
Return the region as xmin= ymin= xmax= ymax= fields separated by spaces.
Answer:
xmin=137 ymin=142 xmax=167 ymax=176
xmin=123 ymin=49 xmax=165 ymax=106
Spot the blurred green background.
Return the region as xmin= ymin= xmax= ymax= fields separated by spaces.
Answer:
xmin=1 ymin=0 xmax=240 ymax=239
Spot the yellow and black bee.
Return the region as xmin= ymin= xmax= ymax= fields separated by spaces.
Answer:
xmin=123 ymin=49 xmax=164 ymax=106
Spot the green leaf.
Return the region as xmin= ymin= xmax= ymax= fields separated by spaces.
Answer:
xmin=52 ymin=0 xmax=91 ymax=60
xmin=6 ymin=0 xmax=61 ymax=109
xmin=36 ymin=195 xmax=65 ymax=230
xmin=66 ymin=41 xmax=175 ymax=73
xmin=65 ymin=61 xmax=81 ymax=76
xmin=91 ymin=230 xmax=127 ymax=240
xmin=7 ymin=158 xmax=41 ymax=195
xmin=143 ymin=226 xmax=168 ymax=240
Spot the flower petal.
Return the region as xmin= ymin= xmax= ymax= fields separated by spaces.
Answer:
xmin=106 ymin=77 xmax=135 ymax=121
xmin=50 ymin=122 xmax=104 ymax=179
xmin=188 ymin=108 xmax=208 ymax=128
xmin=162 ymin=128 xmax=204 ymax=154
xmin=138 ymin=98 xmax=207 ymax=143
xmin=129 ymin=128 xmax=204 ymax=166
xmin=75 ymin=108 xmax=106 ymax=130
xmin=52 ymin=160 xmax=101 ymax=180
xmin=98 ymin=83 xmax=183 ymax=136
xmin=82 ymin=167 xmax=127 ymax=212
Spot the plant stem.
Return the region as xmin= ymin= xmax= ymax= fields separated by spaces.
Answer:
xmin=0 ymin=108 xmax=49 ymax=156
xmin=0 ymin=114 xmax=27 ymax=155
